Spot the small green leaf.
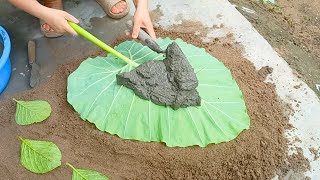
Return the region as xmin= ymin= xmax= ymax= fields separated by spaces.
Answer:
xmin=14 ymin=99 xmax=52 ymax=125
xmin=67 ymin=163 xmax=109 ymax=180
xmin=19 ymin=137 xmax=62 ymax=174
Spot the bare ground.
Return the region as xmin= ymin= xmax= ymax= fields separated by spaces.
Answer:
xmin=229 ymin=0 xmax=320 ymax=97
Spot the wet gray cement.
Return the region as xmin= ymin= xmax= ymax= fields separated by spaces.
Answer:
xmin=116 ymin=42 xmax=201 ymax=109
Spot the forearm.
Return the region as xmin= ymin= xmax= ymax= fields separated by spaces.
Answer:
xmin=8 ymin=0 xmax=48 ymax=20
xmin=133 ymin=0 xmax=148 ymax=10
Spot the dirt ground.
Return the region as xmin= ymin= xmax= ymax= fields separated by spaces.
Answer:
xmin=229 ymin=0 xmax=320 ymax=98
xmin=1 ymin=1 xmax=318 ymax=179
xmin=0 ymin=28 xmax=310 ymax=179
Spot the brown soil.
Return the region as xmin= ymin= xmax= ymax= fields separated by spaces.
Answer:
xmin=309 ymin=147 xmax=320 ymax=161
xmin=229 ymin=0 xmax=320 ymax=98
xmin=0 ymin=29 xmax=307 ymax=179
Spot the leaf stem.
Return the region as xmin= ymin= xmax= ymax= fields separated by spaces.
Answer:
xmin=66 ymin=162 xmax=76 ymax=171
xmin=18 ymin=136 xmax=24 ymax=142
xmin=13 ymin=98 xmax=18 ymax=102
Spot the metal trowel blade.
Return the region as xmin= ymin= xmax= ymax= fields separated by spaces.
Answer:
xmin=30 ymin=63 xmax=41 ymax=88
xmin=126 ymin=20 xmax=166 ymax=54
xmin=28 ymin=40 xmax=40 ymax=88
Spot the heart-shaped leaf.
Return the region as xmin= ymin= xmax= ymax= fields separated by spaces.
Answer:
xmin=67 ymin=38 xmax=250 ymax=147
xmin=19 ymin=137 xmax=61 ymax=173
xmin=67 ymin=163 xmax=109 ymax=180
xmin=15 ymin=99 xmax=51 ymax=125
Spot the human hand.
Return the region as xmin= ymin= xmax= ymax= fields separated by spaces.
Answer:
xmin=41 ymin=7 xmax=79 ymax=35
xmin=131 ymin=2 xmax=156 ymax=40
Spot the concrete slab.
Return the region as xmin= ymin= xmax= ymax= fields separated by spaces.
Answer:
xmin=1 ymin=0 xmax=319 ymax=179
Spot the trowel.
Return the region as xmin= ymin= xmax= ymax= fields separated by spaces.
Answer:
xmin=28 ymin=40 xmax=41 ymax=88
xmin=68 ymin=21 xmax=165 ymax=64
xmin=125 ymin=20 xmax=165 ymax=54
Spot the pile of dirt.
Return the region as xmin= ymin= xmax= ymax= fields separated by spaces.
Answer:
xmin=0 ymin=29 xmax=307 ymax=179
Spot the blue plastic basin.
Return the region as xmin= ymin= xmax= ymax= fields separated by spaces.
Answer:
xmin=0 ymin=26 xmax=11 ymax=94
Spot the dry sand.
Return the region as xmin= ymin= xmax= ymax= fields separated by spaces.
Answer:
xmin=0 ymin=29 xmax=308 ymax=179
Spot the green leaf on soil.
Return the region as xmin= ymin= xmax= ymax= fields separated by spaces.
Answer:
xmin=66 ymin=163 xmax=109 ymax=180
xmin=19 ymin=137 xmax=61 ymax=173
xmin=67 ymin=38 xmax=250 ymax=147
xmin=14 ymin=99 xmax=51 ymax=125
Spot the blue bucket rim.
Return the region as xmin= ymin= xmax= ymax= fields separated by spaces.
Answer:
xmin=0 ymin=26 xmax=11 ymax=69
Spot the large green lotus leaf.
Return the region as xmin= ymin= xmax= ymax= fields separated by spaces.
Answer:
xmin=67 ymin=38 xmax=250 ymax=147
